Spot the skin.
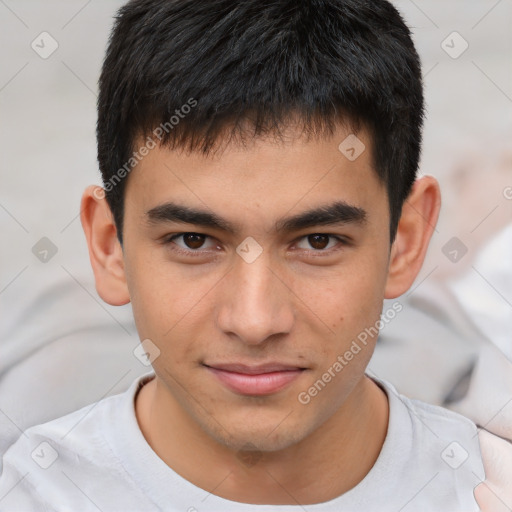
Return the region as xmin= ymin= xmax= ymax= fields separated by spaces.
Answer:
xmin=81 ymin=121 xmax=440 ymax=505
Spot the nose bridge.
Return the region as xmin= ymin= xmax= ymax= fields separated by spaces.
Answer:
xmin=216 ymin=248 xmax=293 ymax=344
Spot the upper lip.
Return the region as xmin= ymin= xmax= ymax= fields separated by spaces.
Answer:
xmin=203 ymin=363 xmax=306 ymax=375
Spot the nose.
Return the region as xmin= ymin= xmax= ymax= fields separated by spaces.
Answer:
xmin=216 ymin=250 xmax=295 ymax=346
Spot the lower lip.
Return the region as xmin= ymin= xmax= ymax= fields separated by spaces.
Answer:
xmin=206 ymin=367 xmax=305 ymax=396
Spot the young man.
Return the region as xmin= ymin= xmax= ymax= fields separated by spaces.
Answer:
xmin=0 ymin=0 xmax=508 ymax=510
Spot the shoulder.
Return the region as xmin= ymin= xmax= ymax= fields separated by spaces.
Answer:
xmin=403 ymin=391 xmax=484 ymax=471
xmin=0 ymin=373 xmax=154 ymax=511
xmin=407 ymin=391 xmax=480 ymax=438
xmin=0 ymin=395 xmax=115 ymax=509
xmin=369 ymin=376 xmax=485 ymax=510
xmin=377 ymin=375 xmax=482 ymax=446
xmin=1 ymin=388 xmax=123 ymax=466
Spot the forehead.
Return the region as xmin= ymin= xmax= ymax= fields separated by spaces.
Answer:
xmin=124 ymin=122 xmax=387 ymax=231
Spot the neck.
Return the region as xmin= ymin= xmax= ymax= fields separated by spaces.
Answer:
xmin=135 ymin=374 xmax=389 ymax=505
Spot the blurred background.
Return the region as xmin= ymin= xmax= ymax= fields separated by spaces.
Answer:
xmin=0 ymin=0 xmax=511 ymax=460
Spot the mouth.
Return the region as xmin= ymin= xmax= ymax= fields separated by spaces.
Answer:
xmin=202 ymin=362 xmax=307 ymax=396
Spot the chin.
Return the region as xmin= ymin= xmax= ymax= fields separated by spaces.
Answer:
xmin=206 ymin=417 xmax=309 ymax=454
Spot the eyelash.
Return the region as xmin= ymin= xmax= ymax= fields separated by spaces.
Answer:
xmin=161 ymin=232 xmax=349 ymax=258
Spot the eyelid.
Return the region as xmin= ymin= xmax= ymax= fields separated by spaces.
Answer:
xmin=162 ymin=232 xmax=219 ymax=255
xmin=162 ymin=232 xmax=349 ymax=256
xmin=293 ymin=234 xmax=349 ymax=252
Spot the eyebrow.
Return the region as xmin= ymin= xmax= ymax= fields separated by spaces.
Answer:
xmin=145 ymin=200 xmax=367 ymax=234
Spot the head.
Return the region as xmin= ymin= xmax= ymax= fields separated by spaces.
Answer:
xmin=82 ymin=0 xmax=440 ymax=453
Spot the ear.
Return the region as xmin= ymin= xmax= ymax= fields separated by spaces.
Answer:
xmin=384 ymin=175 xmax=441 ymax=298
xmin=80 ymin=185 xmax=130 ymax=306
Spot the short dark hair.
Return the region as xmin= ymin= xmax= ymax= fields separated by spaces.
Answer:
xmin=97 ymin=0 xmax=424 ymax=244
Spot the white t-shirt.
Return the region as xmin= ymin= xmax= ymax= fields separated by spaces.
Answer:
xmin=0 ymin=371 xmax=485 ymax=511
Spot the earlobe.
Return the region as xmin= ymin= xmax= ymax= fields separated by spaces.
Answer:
xmin=80 ymin=185 xmax=130 ymax=306
xmin=384 ymin=176 xmax=441 ymax=299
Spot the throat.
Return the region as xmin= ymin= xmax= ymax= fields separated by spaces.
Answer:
xmin=133 ymin=374 xmax=389 ymax=505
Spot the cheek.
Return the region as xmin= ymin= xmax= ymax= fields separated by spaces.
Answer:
xmin=125 ymin=266 xmax=168 ymax=340
xmin=124 ymin=244 xmax=196 ymax=331
xmin=125 ymin=252 xmax=219 ymax=373
xmin=293 ymin=259 xmax=386 ymax=337
xmin=123 ymin=249 xmax=183 ymax=347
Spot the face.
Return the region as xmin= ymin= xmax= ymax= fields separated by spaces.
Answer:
xmin=121 ymin=122 xmax=392 ymax=453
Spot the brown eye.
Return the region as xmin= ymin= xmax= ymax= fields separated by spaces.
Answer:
xmin=307 ymin=234 xmax=330 ymax=250
xmin=164 ymin=232 xmax=217 ymax=253
xmin=182 ymin=233 xmax=206 ymax=249
xmin=295 ymin=234 xmax=346 ymax=253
